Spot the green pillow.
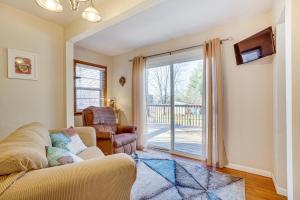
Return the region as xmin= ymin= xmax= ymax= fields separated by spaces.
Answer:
xmin=46 ymin=146 xmax=83 ymax=167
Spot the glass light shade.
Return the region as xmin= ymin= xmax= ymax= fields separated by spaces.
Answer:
xmin=81 ymin=6 xmax=102 ymax=23
xmin=36 ymin=0 xmax=63 ymax=12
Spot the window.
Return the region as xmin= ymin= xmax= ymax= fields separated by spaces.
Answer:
xmin=74 ymin=60 xmax=107 ymax=114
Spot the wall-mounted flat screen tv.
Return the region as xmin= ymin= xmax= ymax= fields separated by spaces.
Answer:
xmin=234 ymin=27 xmax=275 ymax=65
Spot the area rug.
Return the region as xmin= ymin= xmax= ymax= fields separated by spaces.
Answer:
xmin=131 ymin=152 xmax=245 ymax=200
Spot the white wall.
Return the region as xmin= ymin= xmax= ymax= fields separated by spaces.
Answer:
xmin=111 ymin=12 xmax=274 ymax=172
xmin=73 ymin=45 xmax=113 ymax=126
xmin=272 ymin=23 xmax=287 ymax=195
xmin=0 ymin=3 xmax=65 ymax=139
xmin=273 ymin=0 xmax=285 ymax=24
xmin=272 ymin=0 xmax=287 ymax=196
xmin=286 ymin=0 xmax=300 ymax=199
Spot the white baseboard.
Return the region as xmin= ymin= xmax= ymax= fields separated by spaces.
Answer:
xmin=225 ymin=163 xmax=287 ymax=197
xmin=271 ymin=174 xmax=288 ymax=196
xmin=225 ymin=163 xmax=272 ymax=177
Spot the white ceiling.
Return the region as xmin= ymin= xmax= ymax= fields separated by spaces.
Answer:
xmin=0 ymin=0 xmax=106 ymax=25
xmin=76 ymin=0 xmax=273 ymax=56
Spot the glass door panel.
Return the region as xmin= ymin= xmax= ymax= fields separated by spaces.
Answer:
xmin=173 ymin=60 xmax=205 ymax=157
xmin=145 ymin=65 xmax=171 ymax=151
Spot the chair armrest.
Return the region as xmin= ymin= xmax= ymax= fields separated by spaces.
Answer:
xmin=2 ymin=154 xmax=137 ymax=200
xmin=96 ymin=131 xmax=114 ymax=139
xmin=74 ymin=127 xmax=96 ymax=147
xmin=117 ymin=125 xmax=137 ymax=134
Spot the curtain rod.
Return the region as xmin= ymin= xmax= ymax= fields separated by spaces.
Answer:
xmin=128 ymin=37 xmax=233 ymax=62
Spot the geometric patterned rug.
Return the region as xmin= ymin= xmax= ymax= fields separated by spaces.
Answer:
xmin=131 ymin=152 xmax=245 ymax=200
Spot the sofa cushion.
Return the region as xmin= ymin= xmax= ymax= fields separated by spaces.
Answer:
xmin=46 ymin=146 xmax=83 ymax=167
xmin=0 ymin=122 xmax=50 ymax=175
xmin=77 ymin=146 xmax=104 ymax=160
xmin=113 ymin=134 xmax=137 ymax=148
xmin=50 ymin=127 xmax=87 ymax=155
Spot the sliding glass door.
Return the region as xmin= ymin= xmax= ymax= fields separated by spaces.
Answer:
xmin=145 ymin=64 xmax=172 ymax=151
xmin=173 ymin=60 xmax=205 ymax=157
xmin=145 ymin=50 xmax=205 ymax=159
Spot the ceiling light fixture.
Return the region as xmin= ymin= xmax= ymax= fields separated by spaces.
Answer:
xmin=36 ymin=0 xmax=102 ymax=23
xmin=69 ymin=0 xmax=89 ymax=11
xmin=36 ymin=0 xmax=63 ymax=12
xmin=81 ymin=0 xmax=102 ymax=23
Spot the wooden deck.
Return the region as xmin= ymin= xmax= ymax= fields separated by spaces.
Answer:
xmin=145 ymin=124 xmax=203 ymax=156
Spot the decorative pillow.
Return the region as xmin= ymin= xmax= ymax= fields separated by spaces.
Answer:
xmin=50 ymin=127 xmax=87 ymax=155
xmin=46 ymin=146 xmax=83 ymax=167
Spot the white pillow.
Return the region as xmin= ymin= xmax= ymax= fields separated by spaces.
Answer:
xmin=66 ymin=134 xmax=87 ymax=155
xmin=50 ymin=127 xmax=87 ymax=155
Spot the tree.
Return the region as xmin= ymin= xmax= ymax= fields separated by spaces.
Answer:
xmin=184 ymin=64 xmax=203 ymax=104
xmin=147 ymin=65 xmax=185 ymax=104
xmin=148 ymin=65 xmax=170 ymax=104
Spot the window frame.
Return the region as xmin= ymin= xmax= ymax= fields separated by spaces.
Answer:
xmin=74 ymin=59 xmax=107 ymax=115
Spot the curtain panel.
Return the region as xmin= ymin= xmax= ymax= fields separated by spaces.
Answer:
xmin=204 ymin=38 xmax=228 ymax=168
xmin=132 ymin=56 xmax=146 ymax=150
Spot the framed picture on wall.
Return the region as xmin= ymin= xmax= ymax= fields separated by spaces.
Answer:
xmin=8 ymin=49 xmax=38 ymax=80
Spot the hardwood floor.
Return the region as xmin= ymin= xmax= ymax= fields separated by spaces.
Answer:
xmin=217 ymin=168 xmax=286 ymax=200
xmin=146 ymin=149 xmax=287 ymax=200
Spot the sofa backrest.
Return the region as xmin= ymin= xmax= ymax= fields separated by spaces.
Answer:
xmin=0 ymin=122 xmax=51 ymax=175
xmin=82 ymin=106 xmax=117 ymax=126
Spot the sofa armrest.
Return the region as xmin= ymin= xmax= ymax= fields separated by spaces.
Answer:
xmin=1 ymin=154 xmax=137 ymax=200
xmin=117 ymin=125 xmax=137 ymax=134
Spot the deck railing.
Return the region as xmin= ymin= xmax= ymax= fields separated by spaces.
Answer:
xmin=146 ymin=104 xmax=203 ymax=127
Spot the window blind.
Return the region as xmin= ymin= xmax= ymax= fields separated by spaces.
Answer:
xmin=75 ymin=63 xmax=106 ymax=113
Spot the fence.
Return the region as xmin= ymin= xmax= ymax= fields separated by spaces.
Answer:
xmin=146 ymin=104 xmax=203 ymax=127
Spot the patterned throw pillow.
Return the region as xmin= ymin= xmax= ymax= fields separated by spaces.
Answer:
xmin=46 ymin=146 xmax=83 ymax=167
xmin=50 ymin=127 xmax=87 ymax=155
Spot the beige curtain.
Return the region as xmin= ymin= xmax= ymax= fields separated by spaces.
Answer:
xmin=204 ymin=38 xmax=228 ymax=168
xmin=132 ymin=56 xmax=146 ymax=150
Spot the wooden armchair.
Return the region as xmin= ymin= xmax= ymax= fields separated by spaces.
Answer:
xmin=82 ymin=106 xmax=137 ymax=155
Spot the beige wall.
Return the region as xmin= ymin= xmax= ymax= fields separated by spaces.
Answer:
xmin=111 ymin=12 xmax=274 ymax=172
xmin=73 ymin=46 xmax=113 ymax=126
xmin=0 ymin=3 xmax=65 ymax=139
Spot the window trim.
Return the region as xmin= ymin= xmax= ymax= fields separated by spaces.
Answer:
xmin=74 ymin=59 xmax=107 ymax=115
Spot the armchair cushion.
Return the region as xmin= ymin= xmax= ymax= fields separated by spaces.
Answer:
xmin=113 ymin=134 xmax=137 ymax=148
xmin=93 ymin=124 xmax=117 ymax=135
